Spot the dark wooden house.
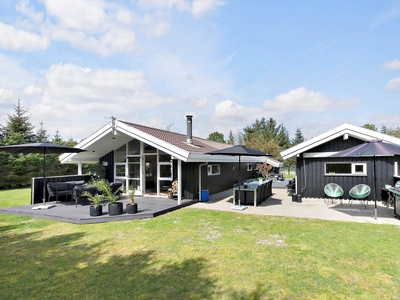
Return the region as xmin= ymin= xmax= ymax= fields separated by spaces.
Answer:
xmin=280 ymin=124 xmax=400 ymax=200
xmin=60 ymin=116 xmax=282 ymax=204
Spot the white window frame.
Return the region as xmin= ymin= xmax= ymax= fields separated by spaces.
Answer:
xmin=207 ymin=164 xmax=221 ymax=176
xmin=395 ymin=161 xmax=399 ymax=178
xmin=325 ymin=162 xmax=367 ymax=176
xmin=247 ymin=164 xmax=253 ymax=171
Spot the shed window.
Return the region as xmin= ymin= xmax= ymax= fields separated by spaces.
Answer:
xmin=395 ymin=162 xmax=399 ymax=177
xmin=208 ymin=164 xmax=220 ymax=176
xmin=247 ymin=164 xmax=253 ymax=171
xmin=325 ymin=162 xmax=367 ymax=176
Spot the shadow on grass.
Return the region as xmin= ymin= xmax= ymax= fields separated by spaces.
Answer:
xmin=0 ymin=229 xmax=219 ymax=299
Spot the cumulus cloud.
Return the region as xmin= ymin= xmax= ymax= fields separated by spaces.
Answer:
xmin=191 ymin=0 xmax=226 ymax=18
xmin=43 ymin=0 xmax=109 ymax=32
xmin=210 ymin=100 xmax=262 ymax=125
xmin=0 ymin=22 xmax=49 ymax=51
xmin=137 ymin=0 xmax=226 ymax=18
xmin=262 ymin=87 xmax=359 ymax=113
xmin=16 ymin=0 xmax=44 ymax=23
xmin=38 ymin=63 xmax=182 ymax=118
xmin=385 ymin=78 xmax=400 ymax=90
xmin=383 ymin=59 xmax=400 ymax=70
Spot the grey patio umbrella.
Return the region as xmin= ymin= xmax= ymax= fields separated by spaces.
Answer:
xmin=0 ymin=142 xmax=85 ymax=209
xmin=330 ymin=139 xmax=400 ymax=219
xmin=206 ymin=145 xmax=271 ymax=210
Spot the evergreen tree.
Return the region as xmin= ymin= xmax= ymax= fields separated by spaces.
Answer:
xmin=362 ymin=123 xmax=377 ymax=131
xmin=2 ymin=99 xmax=35 ymax=145
xmin=36 ymin=121 xmax=49 ymax=142
xmin=227 ymin=130 xmax=235 ymax=145
xmin=291 ymin=127 xmax=305 ymax=146
xmin=381 ymin=125 xmax=388 ymax=134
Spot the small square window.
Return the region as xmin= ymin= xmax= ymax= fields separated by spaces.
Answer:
xmin=207 ymin=164 xmax=220 ymax=176
xmin=247 ymin=164 xmax=253 ymax=171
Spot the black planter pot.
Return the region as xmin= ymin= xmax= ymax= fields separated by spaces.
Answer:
xmin=108 ymin=202 xmax=123 ymax=215
xmin=90 ymin=205 xmax=102 ymax=217
xmin=126 ymin=203 xmax=138 ymax=214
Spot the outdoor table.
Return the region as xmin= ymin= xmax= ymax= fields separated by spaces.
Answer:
xmin=232 ymin=180 xmax=272 ymax=207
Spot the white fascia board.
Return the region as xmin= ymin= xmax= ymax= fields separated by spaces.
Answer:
xmin=60 ymin=122 xmax=112 ymax=163
xmin=117 ymin=122 xmax=190 ymax=161
xmin=303 ymin=152 xmax=338 ymax=158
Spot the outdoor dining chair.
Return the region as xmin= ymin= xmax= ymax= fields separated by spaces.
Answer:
xmin=349 ymin=184 xmax=371 ymax=208
xmin=324 ymin=183 xmax=344 ymax=206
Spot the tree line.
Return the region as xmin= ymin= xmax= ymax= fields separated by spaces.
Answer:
xmin=0 ymin=100 xmax=92 ymax=189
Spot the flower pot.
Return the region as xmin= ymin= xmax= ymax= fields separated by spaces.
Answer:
xmin=167 ymin=191 xmax=173 ymax=199
xmin=90 ymin=205 xmax=102 ymax=217
xmin=108 ymin=202 xmax=123 ymax=215
xmin=126 ymin=203 xmax=138 ymax=214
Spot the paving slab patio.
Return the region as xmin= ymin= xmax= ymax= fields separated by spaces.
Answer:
xmin=191 ymin=187 xmax=400 ymax=225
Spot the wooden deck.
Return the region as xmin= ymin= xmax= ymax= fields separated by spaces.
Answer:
xmin=0 ymin=195 xmax=196 ymax=224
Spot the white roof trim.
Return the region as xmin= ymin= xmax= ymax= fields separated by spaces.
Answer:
xmin=116 ymin=121 xmax=190 ymax=161
xmin=280 ymin=123 xmax=400 ymax=160
xmin=303 ymin=152 xmax=338 ymax=158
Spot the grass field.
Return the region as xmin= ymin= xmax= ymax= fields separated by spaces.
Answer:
xmin=1 ymin=188 xmax=399 ymax=299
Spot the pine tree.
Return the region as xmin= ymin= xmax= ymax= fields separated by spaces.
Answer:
xmin=36 ymin=121 xmax=49 ymax=142
xmin=227 ymin=130 xmax=235 ymax=145
xmin=2 ymin=99 xmax=35 ymax=145
xmin=291 ymin=128 xmax=305 ymax=146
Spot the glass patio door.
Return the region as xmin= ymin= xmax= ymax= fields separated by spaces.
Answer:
xmin=127 ymin=156 xmax=141 ymax=194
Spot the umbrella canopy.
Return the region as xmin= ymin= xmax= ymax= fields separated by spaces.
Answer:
xmin=206 ymin=145 xmax=271 ymax=208
xmin=0 ymin=142 xmax=85 ymax=209
xmin=330 ymin=139 xmax=400 ymax=219
xmin=330 ymin=139 xmax=400 ymax=157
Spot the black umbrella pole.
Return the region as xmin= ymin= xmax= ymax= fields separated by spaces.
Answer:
xmin=43 ymin=151 xmax=46 ymax=205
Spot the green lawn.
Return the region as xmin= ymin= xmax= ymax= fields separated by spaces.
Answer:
xmin=1 ymin=188 xmax=399 ymax=299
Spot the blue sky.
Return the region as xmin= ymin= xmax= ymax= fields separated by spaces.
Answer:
xmin=1 ymin=0 xmax=399 ymax=142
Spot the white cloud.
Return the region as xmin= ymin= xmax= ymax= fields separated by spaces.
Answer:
xmin=383 ymin=59 xmax=400 ymax=70
xmin=211 ymin=100 xmax=262 ymax=125
xmin=16 ymin=0 xmax=44 ymax=23
xmin=191 ymin=0 xmax=226 ymax=18
xmin=137 ymin=0 xmax=226 ymax=18
xmin=43 ymin=0 xmax=109 ymax=32
xmin=385 ymin=78 xmax=400 ymax=90
xmin=262 ymin=87 xmax=359 ymax=113
xmin=0 ymin=22 xmax=49 ymax=51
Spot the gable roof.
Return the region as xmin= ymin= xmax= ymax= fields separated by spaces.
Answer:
xmin=60 ymin=119 xmax=282 ymax=166
xmin=280 ymin=123 xmax=400 ymax=160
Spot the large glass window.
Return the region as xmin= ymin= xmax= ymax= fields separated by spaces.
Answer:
xmin=115 ymin=164 xmax=126 ymax=177
xmin=159 ymin=151 xmax=171 ymax=162
xmin=128 ymin=139 xmax=140 ymax=155
xmin=115 ymin=144 xmax=126 ymax=162
xmin=144 ymin=144 xmax=156 ymax=153
xmin=159 ymin=164 xmax=172 ymax=178
xmin=325 ymin=162 xmax=367 ymax=176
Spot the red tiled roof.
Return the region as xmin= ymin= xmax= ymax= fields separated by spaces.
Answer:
xmin=120 ymin=120 xmax=230 ymax=154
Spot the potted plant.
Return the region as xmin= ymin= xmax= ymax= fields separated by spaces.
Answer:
xmin=126 ymin=183 xmax=138 ymax=214
xmin=94 ymin=179 xmax=123 ymax=215
xmin=82 ymin=191 xmax=105 ymax=217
